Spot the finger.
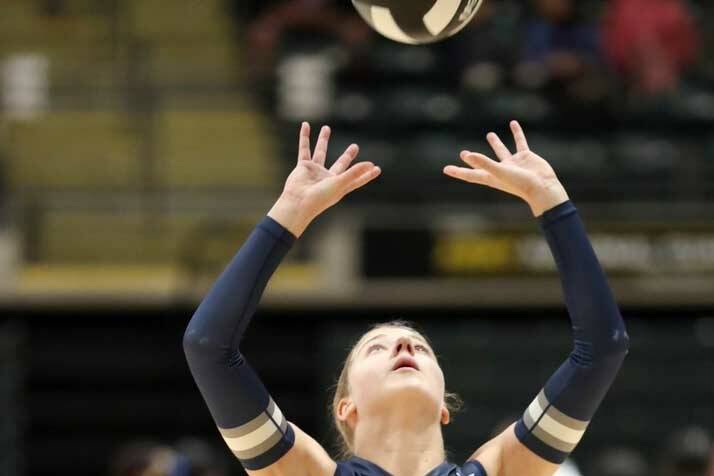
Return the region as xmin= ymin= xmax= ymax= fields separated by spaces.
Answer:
xmin=298 ymin=122 xmax=311 ymax=162
xmin=460 ymin=151 xmax=502 ymax=174
xmin=329 ymin=144 xmax=359 ymax=174
xmin=337 ymin=162 xmax=379 ymax=191
xmin=510 ymin=120 xmax=529 ymax=153
xmin=443 ymin=165 xmax=493 ymax=186
xmin=486 ymin=132 xmax=512 ymax=162
xmin=312 ymin=125 xmax=331 ymax=165
xmin=345 ymin=167 xmax=381 ymax=195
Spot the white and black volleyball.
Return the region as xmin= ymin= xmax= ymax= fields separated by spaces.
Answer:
xmin=352 ymin=0 xmax=485 ymax=45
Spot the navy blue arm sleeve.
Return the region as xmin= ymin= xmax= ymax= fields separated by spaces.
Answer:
xmin=514 ymin=201 xmax=630 ymax=463
xmin=182 ymin=217 xmax=297 ymax=470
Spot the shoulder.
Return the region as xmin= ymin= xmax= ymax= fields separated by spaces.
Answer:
xmin=247 ymin=423 xmax=336 ymax=476
xmin=461 ymin=460 xmax=489 ymax=476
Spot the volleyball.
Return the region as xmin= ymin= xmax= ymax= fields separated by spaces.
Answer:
xmin=351 ymin=0 xmax=485 ymax=45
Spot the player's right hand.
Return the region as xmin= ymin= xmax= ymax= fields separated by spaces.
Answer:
xmin=268 ymin=122 xmax=381 ymax=237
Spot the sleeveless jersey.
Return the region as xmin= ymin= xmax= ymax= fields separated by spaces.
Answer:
xmin=335 ymin=456 xmax=487 ymax=476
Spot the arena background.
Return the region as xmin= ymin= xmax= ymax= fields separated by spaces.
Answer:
xmin=1 ymin=1 xmax=713 ymax=475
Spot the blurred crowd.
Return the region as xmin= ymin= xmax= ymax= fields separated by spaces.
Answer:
xmin=227 ymin=0 xmax=707 ymax=108
xmin=111 ymin=425 xmax=714 ymax=476
xmin=109 ymin=437 xmax=231 ymax=476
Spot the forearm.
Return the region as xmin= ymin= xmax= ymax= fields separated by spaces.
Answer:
xmin=182 ymin=212 xmax=297 ymax=470
xmin=515 ymin=201 xmax=629 ymax=463
xmin=541 ymin=201 xmax=628 ymax=357
xmin=183 ymin=214 xmax=296 ymax=357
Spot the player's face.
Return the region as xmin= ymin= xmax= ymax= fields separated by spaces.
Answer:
xmin=347 ymin=327 xmax=447 ymax=423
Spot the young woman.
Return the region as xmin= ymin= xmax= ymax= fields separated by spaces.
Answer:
xmin=183 ymin=121 xmax=629 ymax=476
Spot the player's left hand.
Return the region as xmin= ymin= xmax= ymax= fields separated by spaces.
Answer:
xmin=443 ymin=120 xmax=569 ymax=217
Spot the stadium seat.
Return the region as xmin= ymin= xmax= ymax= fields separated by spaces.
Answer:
xmin=156 ymin=110 xmax=280 ymax=190
xmin=7 ymin=112 xmax=139 ymax=190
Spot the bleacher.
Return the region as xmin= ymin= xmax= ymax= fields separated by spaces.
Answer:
xmin=2 ymin=0 xmax=714 ymax=271
xmin=1 ymin=0 xmax=280 ymax=272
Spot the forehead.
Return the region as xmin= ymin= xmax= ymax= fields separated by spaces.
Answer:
xmin=356 ymin=326 xmax=429 ymax=348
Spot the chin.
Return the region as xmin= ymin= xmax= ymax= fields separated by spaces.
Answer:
xmin=380 ymin=379 xmax=442 ymax=411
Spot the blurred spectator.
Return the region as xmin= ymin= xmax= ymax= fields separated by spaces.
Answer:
xmin=589 ymin=446 xmax=649 ymax=476
xmin=602 ymin=0 xmax=699 ymax=95
xmin=239 ymin=0 xmax=371 ymax=78
xmin=440 ymin=0 xmax=522 ymax=92
xmin=40 ymin=0 xmax=68 ymax=17
xmin=174 ymin=437 xmax=230 ymax=476
xmin=110 ymin=440 xmax=191 ymax=476
xmin=110 ymin=438 xmax=231 ymax=476
xmin=659 ymin=426 xmax=712 ymax=476
xmin=516 ymin=0 xmax=607 ymax=105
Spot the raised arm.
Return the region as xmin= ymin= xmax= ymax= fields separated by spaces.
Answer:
xmin=183 ymin=122 xmax=381 ymax=476
xmin=444 ymin=121 xmax=629 ymax=476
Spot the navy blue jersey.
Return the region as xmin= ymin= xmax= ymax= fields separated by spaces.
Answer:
xmin=335 ymin=456 xmax=487 ymax=476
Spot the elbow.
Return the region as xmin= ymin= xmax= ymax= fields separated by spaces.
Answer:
xmin=182 ymin=326 xmax=203 ymax=363
xmin=597 ymin=328 xmax=630 ymax=366
xmin=573 ymin=327 xmax=630 ymax=368
xmin=613 ymin=328 xmax=630 ymax=353
xmin=182 ymin=317 xmax=217 ymax=363
xmin=612 ymin=328 xmax=630 ymax=357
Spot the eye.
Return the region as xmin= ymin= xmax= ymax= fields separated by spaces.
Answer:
xmin=367 ymin=343 xmax=386 ymax=354
xmin=415 ymin=344 xmax=430 ymax=354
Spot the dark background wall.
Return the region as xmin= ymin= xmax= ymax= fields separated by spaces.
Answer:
xmin=4 ymin=306 xmax=712 ymax=476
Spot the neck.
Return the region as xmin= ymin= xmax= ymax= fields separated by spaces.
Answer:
xmin=352 ymin=407 xmax=445 ymax=476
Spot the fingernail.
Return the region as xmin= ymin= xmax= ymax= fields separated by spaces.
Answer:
xmin=460 ymin=150 xmax=469 ymax=157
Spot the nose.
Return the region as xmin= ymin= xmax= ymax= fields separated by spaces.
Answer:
xmin=392 ymin=336 xmax=415 ymax=357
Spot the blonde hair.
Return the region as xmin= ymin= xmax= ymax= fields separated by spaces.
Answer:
xmin=330 ymin=320 xmax=463 ymax=459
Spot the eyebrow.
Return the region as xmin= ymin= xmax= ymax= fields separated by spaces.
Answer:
xmin=357 ymin=332 xmax=431 ymax=355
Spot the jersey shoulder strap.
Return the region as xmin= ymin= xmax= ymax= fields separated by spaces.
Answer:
xmin=334 ymin=457 xmax=389 ymax=476
xmin=462 ymin=460 xmax=488 ymax=476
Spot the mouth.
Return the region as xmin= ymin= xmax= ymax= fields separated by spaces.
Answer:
xmin=391 ymin=356 xmax=420 ymax=372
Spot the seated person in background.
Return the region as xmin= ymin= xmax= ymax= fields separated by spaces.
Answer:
xmin=516 ymin=0 xmax=606 ymax=105
xmin=241 ymin=0 xmax=371 ymax=79
xmin=40 ymin=0 xmax=68 ymax=16
xmin=110 ymin=441 xmax=178 ymax=476
xmin=660 ymin=426 xmax=712 ymax=476
xmin=439 ymin=0 xmax=522 ymax=92
xmin=602 ymin=0 xmax=699 ymax=96
xmin=588 ymin=446 xmax=649 ymax=476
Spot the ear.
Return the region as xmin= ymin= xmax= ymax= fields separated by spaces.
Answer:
xmin=336 ymin=397 xmax=358 ymax=429
xmin=440 ymin=404 xmax=451 ymax=426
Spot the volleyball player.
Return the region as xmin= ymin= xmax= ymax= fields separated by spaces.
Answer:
xmin=183 ymin=120 xmax=629 ymax=476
